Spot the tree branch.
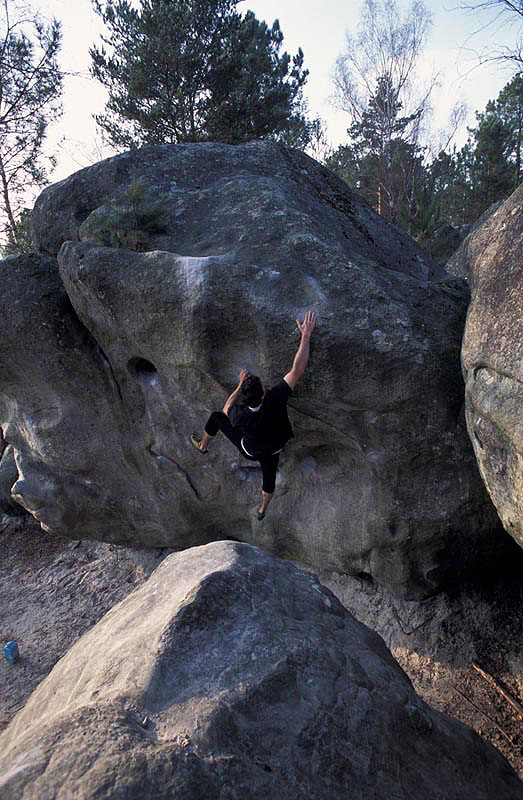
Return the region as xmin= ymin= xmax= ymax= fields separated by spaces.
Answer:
xmin=472 ymin=661 xmax=523 ymax=720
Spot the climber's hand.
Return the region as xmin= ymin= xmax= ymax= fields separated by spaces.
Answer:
xmin=296 ymin=311 xmax=316 ymax=338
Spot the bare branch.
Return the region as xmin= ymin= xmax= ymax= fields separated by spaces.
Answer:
xmin=460 ymin=0 xmax=523 ymax=17
xmin=472 ymin=661 xmax=523 ymax=720
xmin=457 ymin=0 xmax=523 ymax=65
xmin=332 ymin=0 xmax=433 ymax=129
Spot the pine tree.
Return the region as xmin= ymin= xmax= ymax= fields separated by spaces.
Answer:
xmin=90 ymin=0 xmax=309 ymax=148
xmin=490 ymin=73 xmax=523 ymax=187
xmin=467 ymin=112 xmax=513 ymax=218
xmin=423 ymin=76 xmax=523 ymax=229
xmin=328 ymin=75 xmax=424 ymax=224
xmin=202 ymin=11 xmax=308 ymax=144
xmin=426 ymin=148 xmax=471 ymax=227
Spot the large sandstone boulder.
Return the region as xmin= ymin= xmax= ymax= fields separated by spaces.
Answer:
xmin=0 ymin=254 xmax=184 ymax=542
xmin=0 ymin=142 xmax=503 ymax=598
xmin=462 ymin=184 xmax=523 ymax=549
xmin=446 ymin=199 xmax=505 ymax=279
xmin=0 ymin=438 xmax=24 ymax=516
xmin=0 ymin=541 xmax=521 ymax=799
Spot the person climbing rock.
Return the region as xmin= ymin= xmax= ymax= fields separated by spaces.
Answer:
xmin=191 ymin=310 xmax=316 ymax=520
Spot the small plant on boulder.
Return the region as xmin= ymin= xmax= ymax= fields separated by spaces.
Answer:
xmin=87 ymin=175 xmax=168 ymax=251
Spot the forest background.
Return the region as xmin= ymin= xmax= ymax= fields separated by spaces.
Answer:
xmin=1 ymin=0 xmax=523 ymax=262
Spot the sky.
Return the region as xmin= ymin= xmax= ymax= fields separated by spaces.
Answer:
xmin=30 ymin=0 xmax=523 ymax=195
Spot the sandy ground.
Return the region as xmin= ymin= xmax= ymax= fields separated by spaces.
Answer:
xmin=315 ymin=555 xmax=523 ymax=778
xmin=0 ymin=515 xmax=173 ymax=729
xmin=1 ymin=513 xmax=523 ymax=780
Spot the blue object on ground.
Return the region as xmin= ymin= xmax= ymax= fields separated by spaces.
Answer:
xmin=4 ymin=641 xmax=19 ymax=665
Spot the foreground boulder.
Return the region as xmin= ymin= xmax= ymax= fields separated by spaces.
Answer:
xmin=462 ymin=184 xmax=523 ymax=549
xmin=0 ymin=142 xmax=503 ymax=598
xmin=0 ymin=541 xmax=520 ymax=799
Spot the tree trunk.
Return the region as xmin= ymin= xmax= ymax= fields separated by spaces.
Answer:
xmin=0 ymin=154 xmax=18 ymax=244
xmin=516 ymin=105 xmax=521 ymax=187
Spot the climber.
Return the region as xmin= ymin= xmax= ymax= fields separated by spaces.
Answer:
xmin=190 ymin=310 xmax=316 ymax=520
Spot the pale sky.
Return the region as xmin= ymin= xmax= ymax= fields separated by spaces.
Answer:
xmin=32 ymin=0 xmax=522 ymax=198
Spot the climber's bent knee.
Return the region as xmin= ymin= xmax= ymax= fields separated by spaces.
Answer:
xmin=204 ymin=411 xmax=228 ymax=437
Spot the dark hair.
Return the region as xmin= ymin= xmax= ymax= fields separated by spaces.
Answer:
xmin=240 ymin=374 xmax=263 ymax=406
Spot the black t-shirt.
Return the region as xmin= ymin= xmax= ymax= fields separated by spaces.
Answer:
xmin=228 ymin=379 xmax=294 ymax=458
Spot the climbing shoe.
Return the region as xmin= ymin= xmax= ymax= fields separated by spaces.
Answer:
xmin=190 ymin=434 xmax=208 ymax=454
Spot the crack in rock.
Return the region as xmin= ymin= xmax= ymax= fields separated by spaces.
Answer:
xmin=147 ymin=446 xmax=200 ymax=500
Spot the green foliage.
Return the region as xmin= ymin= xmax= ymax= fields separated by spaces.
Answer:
xmin=88 ymin=175 xmax=168 ymax=250
xmin=203 ymin=10 xmax=308 ymax=144
xmin=332 ymin=0 xmax=433 ymax=221
xmin=1 ymin=208 xmax=34 ymax=256
xmin=398 ymin=176 xmax=462 ymax=264
xmin=327 ymin=76 xmax=425 ymax=224
xmin=484 ymin=73 xmax=523 ymax=187
xmin=328 ymin=72 xmax=523 ymax=260
xmin=399 ymin=180 xmax=443 ymax=241
xmin=0 ymin=1 xmax=63 ymax=250
xmin=328 ymin=0 xmax=523 ymax=251
xmin=429 ymin=75 xmax=523 ymax=227
xmin=466 ymin=115 xmax=513 ymax=218
xmin=425 ymin=149 xmax=469 ymax=227
xmin=90 ymin=0 xmax=309 ymax=148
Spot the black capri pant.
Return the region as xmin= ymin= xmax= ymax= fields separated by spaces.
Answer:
xmin=205 ymin=411 xmax=280 ymax=494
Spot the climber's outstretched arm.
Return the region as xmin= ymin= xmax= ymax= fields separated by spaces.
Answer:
xmin=283 ymin=311 xmax=316 ymax=391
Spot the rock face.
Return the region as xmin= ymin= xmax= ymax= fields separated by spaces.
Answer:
xmin=0 ymin=142 xmax=503 ymax=598
xmin=0 ymin=541 xmax=521 ymax=800
xmin=0 ymin=254 xmax=168 ymax=540
xmin=462 ymin=184 xmax=523 ymax=549
xmin=0 ymin=439 xmax=24 ymax=516
xmin=446 ymin=199 xmax=505 ymax=279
